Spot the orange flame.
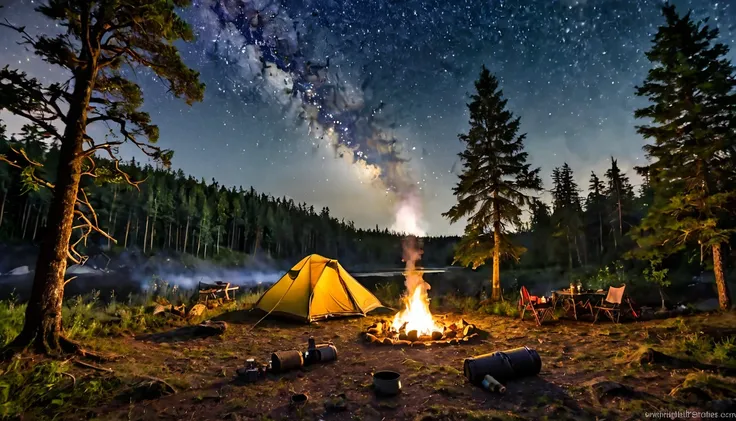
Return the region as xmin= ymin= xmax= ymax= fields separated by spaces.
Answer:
xmin=391 ymin=236 xmax=442 ymax=336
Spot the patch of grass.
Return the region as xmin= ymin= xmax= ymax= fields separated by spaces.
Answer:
xmin=674 ymin=372 xmax=736 ymax=400
xmin=673 ymin=333 xmax=736 ymax=367
xmin=480 ymin=300 xmax=520 ymax=317
xmin=0 ymin=357 xmax=123 ymax=419
xmin=0 ymin=279 xmax=248 ymax=348
xmin=433 ymin=294 xmax=479 ymax=313
xmin=416 ymin=405 xmax=525 ymax=421
xmin=712 ymin=336 xmax=736 ymax=364
xmin=0 ymin=293 xmax=24 ymax=347
xmin=374 ymin=282 xmax=401 ymax=308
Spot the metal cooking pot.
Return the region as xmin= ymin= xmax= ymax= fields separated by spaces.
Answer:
xmin=373 ymin=370 xmax=401 ymax=396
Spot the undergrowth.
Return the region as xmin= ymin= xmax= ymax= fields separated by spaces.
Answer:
xmin=677 ymin=333 xmax=736 ymax=367
xmin=0 ymin=357 xmax=123 ymax=419
xmin=0 ymin=277 xmax=264 ymax=347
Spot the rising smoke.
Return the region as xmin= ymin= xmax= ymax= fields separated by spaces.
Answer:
xmin=194 ymin=1 xmax=428 ymax=302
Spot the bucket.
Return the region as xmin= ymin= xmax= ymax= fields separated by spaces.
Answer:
xmin=373 ymin=370 xmax=401 ymax=396
xmin=290 ymin=393 xmax=308 ymax=406
xmin=504 ymin=347 xmax=542 ymax=377
xmin=316 ymin=344 xmax=338 ymax=363
xmin=271 ymin=350 xmax=304 ymax=373
xmin=463 ymin=352 xmax=515 ymax=385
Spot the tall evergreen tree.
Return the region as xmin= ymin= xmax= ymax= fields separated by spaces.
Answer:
xmin=444 ymin=66 xmax=542 ymax=300
xmin=632 ymin=3 xmax=735 ymax=310
xmin=586 ymin=171 xmax=606 ymax=259
xmin=604 ymin=157 xmax=634 ymax=249
xmin=551 ymin=163 xmax=584 ymax=269
xmin=0 ymin=0 xmax=204 ymax=355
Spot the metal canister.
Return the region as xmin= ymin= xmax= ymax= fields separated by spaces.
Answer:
xmin=482 ymin=375 xmax=506 ymax=394
xmin=503 ymin=347 xmax=542 ymax=377
xmin=463 ymin=351 xmax=515 ymax=385
xmin=316 ymin=344 xmax=338 ymax=363
xmin=271 ymin=350 xmax=304 ymax=373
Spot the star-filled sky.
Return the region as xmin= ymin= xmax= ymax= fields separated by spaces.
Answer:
xmin=1 ymin=0 xmax=735 ymax=236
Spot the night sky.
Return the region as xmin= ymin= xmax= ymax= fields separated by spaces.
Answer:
xmin=1 ymin=0 xmax=735 ymax=236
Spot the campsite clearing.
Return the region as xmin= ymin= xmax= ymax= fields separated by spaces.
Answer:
xmin=27 ymin=309 xmax=736 ymax=420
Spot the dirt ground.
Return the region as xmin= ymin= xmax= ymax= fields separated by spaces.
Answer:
xmin=63 ymin=310 xmax=736 ymax=421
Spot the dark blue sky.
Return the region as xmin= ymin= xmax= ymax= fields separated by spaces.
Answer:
xmin=1 ymin=0 xmax=735 ymax=235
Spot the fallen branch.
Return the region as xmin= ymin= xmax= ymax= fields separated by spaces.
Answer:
xmin=59 ymin=336 xmax=116 ymax=362
xmin=73 ymin=359 xmax=114 ymax=373
xmin=60 ymin=371 xmax=77 ymax=388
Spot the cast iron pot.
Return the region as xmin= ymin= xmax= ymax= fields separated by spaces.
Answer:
xmin=373 ymin=370 xmax=401 ymax=396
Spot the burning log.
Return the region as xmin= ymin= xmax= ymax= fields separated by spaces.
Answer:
xmin=407 ymin=330 xmax=419 ymax=342
xmin=431 ymin=331 xmax=443 ymax=341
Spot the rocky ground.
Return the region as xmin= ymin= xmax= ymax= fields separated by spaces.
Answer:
xmin=22 ymin=309 xmax=734 ymax=421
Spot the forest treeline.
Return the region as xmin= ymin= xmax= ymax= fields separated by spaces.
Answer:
xmin=1 ymin=123 xmax=659 ymax=274
xmin=0 ymin=127 xmax=459 ymax=268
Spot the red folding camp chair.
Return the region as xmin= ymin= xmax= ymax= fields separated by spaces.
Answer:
xmin=519 ymin=286 xmax=553 ymax=326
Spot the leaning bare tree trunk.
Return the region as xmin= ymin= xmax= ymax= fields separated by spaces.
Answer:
xmin=491 ymin=219 xmax=502 ymax=301
xmin=598 ymin=212 xmax=604 ymax=259
xmin=7 ymin=68 xmax=96 ymax=354
xmin=107 ymin=188 xmax=116 ymax=249
xmin=22 ymin=200 xmax=31 ymax=240
xmin=712 ymin=243 xmax=732 ymax=311
xmin=143 ymin=215 xmax=149 ymax=253
xmin=0 ymin=191 xmax=6 ymax=229
xmin=183 ymin=216 xmax=190 ymax=254
xmin=33 ymin=206 xmax=41 ymax=241
xmin=124 ymin=210 xmax=131 ymax=249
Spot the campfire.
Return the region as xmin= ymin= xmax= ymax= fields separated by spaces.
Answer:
xmin=364 ymin=236 xmax=480 ymax=346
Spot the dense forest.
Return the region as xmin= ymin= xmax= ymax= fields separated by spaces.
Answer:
xmin=0 ymin=126 xmax=459 ymax=268
xmin=1 ymin=123 xmax=661 ymax=275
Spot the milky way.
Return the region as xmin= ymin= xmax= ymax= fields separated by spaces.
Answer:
xmin=1 ymin=0 xmax=735 ymax=234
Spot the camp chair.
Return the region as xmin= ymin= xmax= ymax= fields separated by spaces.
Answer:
xmin=593 ymin=285 xmax=626 ymax=323
xmin=519 ymin=286 xmax=553 ymax=326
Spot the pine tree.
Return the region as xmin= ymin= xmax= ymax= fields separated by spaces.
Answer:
xmin=0 ymin=0 xmax=204 ymax=355
xmin=604 ymin=157 xmax=634 ymax=249
xmin=444 ymin=66 xmax=542 ymax=300
xmin=586 ymin=171 xmax=606 ymax=260
xmin=551 ymin=163 xmax=584 ymax=270
xmin=632 ymin=3 xmax=735 ymax=310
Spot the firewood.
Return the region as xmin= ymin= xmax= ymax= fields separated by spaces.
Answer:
xmin=398 ymin=332 xmax=408 ymax=341
xmin=449 ymin=338 xmax=459 ymax=345
xmin=431 ymin=331 xmax=443 ymax=341
xmin=444 ymin=331 xmax=457 ymax=339
xmin=418 ymin=335 xmax=431 ymax=342
xmin=463 ymin=325 xmax=474 ymax=337
xmin=365 ymin=333 xmax=379 ymax=343
xmin=407 ymin=330 xmax=419 ymax=342
xmin=367 ymin=328 xmax=381 ymax=336
xmin=394 ymin=340 xmax=412 ymax=346
xmin=381 ymin=338 xmax=394 ymax=345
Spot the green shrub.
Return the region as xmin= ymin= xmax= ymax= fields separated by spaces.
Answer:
xmin=374 ymin=282 xmax=402 ymax=308
xmin=0 ymin=293 xmax=24 ymax=347
xmin=433 ymin=294 xmax=479 ymax=313
xmin=481 ymin=300 xmax=520 ymax=317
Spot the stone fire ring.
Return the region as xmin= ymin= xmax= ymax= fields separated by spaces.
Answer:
xmin=363 ymin=318 xmax=482 ymax=347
